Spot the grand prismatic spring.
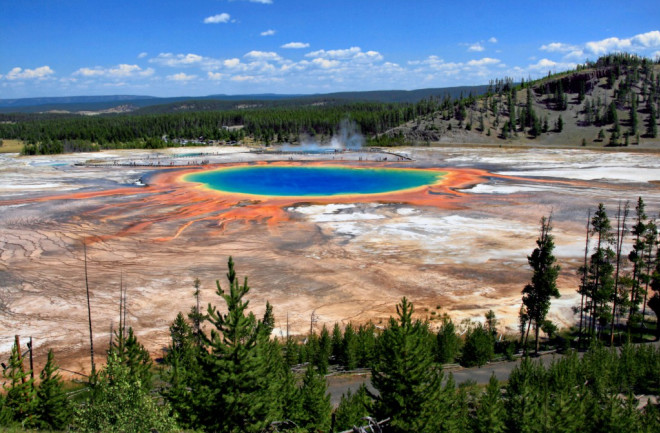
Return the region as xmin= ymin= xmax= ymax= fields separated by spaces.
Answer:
xmin=1 ymin=146 xmax=660 ymax=374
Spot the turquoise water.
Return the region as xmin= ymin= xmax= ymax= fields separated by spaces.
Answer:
xmin=185 ymin=166 xmax=444 ymax=197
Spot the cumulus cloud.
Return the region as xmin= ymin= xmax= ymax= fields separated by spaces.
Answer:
xmin=208 ymin=72 xmax=224 ymax=80
xmin=137 ymin=52 xmax=148 ymax=59
xmin=244 ymin=50 xmax=282 ymax=61
xmin=540 ymin=42 xmax=579 ymax=53
xmin=526 ymin=58 xmax=577 ymax=72
xmin=167 ymin=72 xmax=197 ymax=81
xmin=74 ymin=64 xmax=154 ymax=79
xmin=3 ymin=66 xmax=54 ymax=80
xmin=149 ymin=53 xmax=221 ymax=70
xmin=204 ymin=13 xmax=231 ymax=24
xmin=467 ymin=57 xmax=501 ymax=66
xmin=468 ymin=43 xmax=484 ymax=52
xmin=312 ymin=58 xmax=340 ymax=69
xmin=260 ymin=29 xmax=276 ymax=36
xmin=224 ymin=58 xmax=242 ymax=68
xmin=281 ymin=42 xmax=310 ymax=49
xmin=542 ymin=30 xmax=660 ymax=60
xmin=488 ymin=37 xmax=498 ymax=43
xmin=306 ymin=47 xmax=362 ymax=59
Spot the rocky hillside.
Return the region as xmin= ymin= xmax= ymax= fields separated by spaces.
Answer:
xmin=382 ymin=54 xmax=660 ymax=148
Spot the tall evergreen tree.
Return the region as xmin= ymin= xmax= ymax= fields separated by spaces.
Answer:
xmin=34 ymin=350 xmax=72 ymax=430
xmin=473 ymin=374 xmax=506 ymax=433
xmin=436 ymin=318 xmax=461 ymax=364
xmin=342 ymin=323 xmax=359 ymax=370
xmin=197 ymin=256 xmax=281 ymax=432
xmin=371 ymin=297 xmax=447 ymax=432
xmin=0 ymin=341 xmax=36 ymax=427
xmin=296 ymin=365 xmax=332 ymax=432
xmin=587 ymin=204 xmax=616 ymax=338
xmin=628 ymin=198 xmax=649 ymax=329
xmin=521 ymin=216 xmax=561 ymax=354
xmin=162 ymin=312 xmax=204 ymax=430
xmin=109 ymin=326 xmax=152 ymax=388
xmin=461 ymin=323 xmax=494 ymax=367
xmin=333 ymin=384 xmax=373 ymax=432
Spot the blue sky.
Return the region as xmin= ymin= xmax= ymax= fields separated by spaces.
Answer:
xmin=1 ymin=0 xmax=660 ymax=98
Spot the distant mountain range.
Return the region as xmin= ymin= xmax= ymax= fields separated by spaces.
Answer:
xmin=0 ymin=86 xmax=490 ymax=114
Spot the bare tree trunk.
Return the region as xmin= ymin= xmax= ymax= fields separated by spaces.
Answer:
xmin=84 ymin=241 xmax=95 ymax=376
xmin=578 ymin=210 xmax=591 ymax=350
xmin=610 ymin=202 xmax=629 ymax=345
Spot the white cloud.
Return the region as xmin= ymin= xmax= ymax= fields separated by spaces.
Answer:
xmin=527 ymin=58 xmax=577 ymax=72
xmin=208 ymin=72 xmax=224 ymax=80
xmin=245 ymin=0 xmax=272 ymax=3
xmin=468 ymin=43 xmax=484 ymax=52
xmin=224 ymin=58 xmax=242 ymax=68
xmin=281 ymin=42 xmax=310 ymax=49
xmin=540 ymin=42 xmax=579 ymax=53
xmin=537 ymin=31 xmax=660 ymax=64
xmin=306 ymin=47 xmax=362 ymax=59
xmin=74 ymin=64 xmax=154 ymax=79
xmin=3 ymin=66 xmax=54 ymax=80
xmin=260 ymin=29 xmax=276 ymax=36
xmin=488 ymin=37 xmax=498 ymax=44
xmin=467 ymin=57 xmax=500 ymax=66
xmin=244 ymin=50 xmax=282 ymax=61
xmin=167 ymin=72 xmax=197 ymax=81
xmin=312 ymin=58 xmax=340 ymax=69
xmin=355 ymin=50 xmax=383 ymax=62
xmin=150 ymin=53 xmax=217 ymax=68
xmin=137 ymin=52 xmax=148 ymax=59
xmin=204 ymin=13 xmax=231 ymax=24
xmin=632 ymin=30 xmax=660 ymax=48
xmin=231 ymin=75 xmax=257 ymax=82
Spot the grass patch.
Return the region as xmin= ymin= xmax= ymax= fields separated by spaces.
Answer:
xmin=0 ymin=139 xmax=25 ymax=153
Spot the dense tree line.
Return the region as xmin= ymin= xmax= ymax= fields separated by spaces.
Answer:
xmin=0 ymin=101 xmax=442 ymax=154
xmin=2 ymin=254 xmax=659 ymax=431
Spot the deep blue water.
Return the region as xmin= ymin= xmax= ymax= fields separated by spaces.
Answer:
xmin=185 ymin=166 xmax=444 ymax=197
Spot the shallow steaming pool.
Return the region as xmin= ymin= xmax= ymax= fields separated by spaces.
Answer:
xmin=184 ymin=165 xmax=446 ymax=197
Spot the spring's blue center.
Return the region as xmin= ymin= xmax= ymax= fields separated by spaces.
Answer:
xmin=184 ymin=166 xmax=444 ymax=197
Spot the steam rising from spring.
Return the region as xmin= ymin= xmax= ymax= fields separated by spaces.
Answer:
xmin=282 ymin=118 xmax=364 ymax=152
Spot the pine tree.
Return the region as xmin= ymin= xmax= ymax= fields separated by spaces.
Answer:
xmin=521 ymin=216 xmax=561 ymax=354
xmin=630 ymin=97 xmax=639 ymax=136
xmin=587 ymin=204 xmax=616 ymax=338
xmin=505 ymin=359 xmax=544 ymax=433
xmin=342 ymin=323 xmax=359 ymax=370
xmin=109 ymin=326 xmax=152 ymax=387
xmin=162 ymin=312 xmax=204 ymax=430
xmin=314 ymin=325 xmax=332 ymax=374
xmin=331 ymin=323 xmax=343 ymax=365
xmin=333 ymin=384 xmax=373 ymax=432
xmin=371 ymin=297 xmax=447 ymax=432
xmin=647 ymin=100 xmax=658 ymax=138
xmin=436 ymin=318 xmax=461 ymax=364
xmin=197 ymin=256 xmax=281 ymax=432
xmin=34 ymin=350 xmax=72 ymax=430
xmin=1 ymin=341 xmax=37 ymax=426
xmin=296 ymin=365 xmax=332 ymax=432
xmin=461 ymin=323 xmax=494 ymax=367
xmin=473 ymin=374 xmax=506 ymax=433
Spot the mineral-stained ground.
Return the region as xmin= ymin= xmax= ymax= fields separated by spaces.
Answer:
xmin=1 ymin=146 xmax=659 ymax=375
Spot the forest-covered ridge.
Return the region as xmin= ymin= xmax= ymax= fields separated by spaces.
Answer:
xmin=1 ymin=53 xmax=659 ymax=155
xmin=0 ymin=85 xmax=490 ymax=114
